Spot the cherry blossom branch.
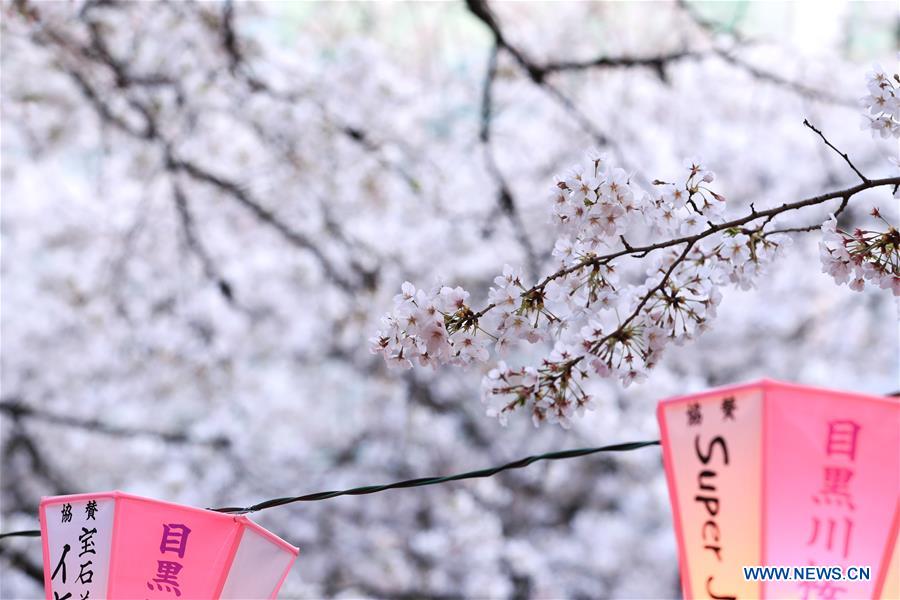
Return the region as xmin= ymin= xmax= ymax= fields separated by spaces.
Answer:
xmin=472 ymin=175 xmax=898 ymax=321
xmin=812 ymin=65 xmax=900 ymax=294
xmin=374 ymin=127 xmax=898 ymax=427
xmin=483 ymin=176 xmax=895 ymax=424
xmin=758 ymin=196 xmax=850 ymax=237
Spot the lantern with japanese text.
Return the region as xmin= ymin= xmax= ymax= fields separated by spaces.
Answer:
xmin=39 ymin=491 xmax=298 ymax=599
xmin=658 ymin=379 xmax=899 ymax=599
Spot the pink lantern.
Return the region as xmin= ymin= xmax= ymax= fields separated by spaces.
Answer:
xmin=38 ymin=491 xmax=298 ymax=599
xmin=658 ymin=379 xmax=899 ymax=599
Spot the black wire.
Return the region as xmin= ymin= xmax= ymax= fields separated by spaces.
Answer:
xmin=211 ymin=440 xmax=661 ymax=513
xmin=0 ymin=440 xmax=660 ymax=539
xmin=0 ymin=530 xmax=41 ymax=540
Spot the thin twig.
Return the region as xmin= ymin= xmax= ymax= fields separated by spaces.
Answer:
xmin=803 ymin=119 xmax=869 ymax=183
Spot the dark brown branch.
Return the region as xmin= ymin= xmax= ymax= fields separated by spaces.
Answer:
xmin=465 ymin=0 xmax=697 ymax=83
xmin=59 ymin=64 xmax=150 ymax=139
xmin=220 ymin=0 xmax=243 ymax=73
xmin=803 ymin=119 xmax=869 ymax=183
xmin=474 ymin=175 xmax=900 ymax=319
xmin=759 ymin=195 xmax=851 ymax=236
xmin=83 ymin=19 xmax=174 ymax=89
xmin=542 ymin=49 xmax=703 ymax=77
xmin=465 ymin=0 xmax=618 ymax=151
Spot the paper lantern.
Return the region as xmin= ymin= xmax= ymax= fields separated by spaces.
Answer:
xmin=658 ymin=379 xmax=899 ymax=599
xmin=38 ymin=491 xmax=298 ymax=599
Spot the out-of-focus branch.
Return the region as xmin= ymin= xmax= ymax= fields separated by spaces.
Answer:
xmin=479 ymin=42 xmax=538 ymax=278
xmin=220 ymin=0 xmax=243 ymax=74
xmin=26 ymin=11 xmax=377 ymax=293
xmin=542 ymin=49 xmax=703 ymax=78
xmin=172 ymin=181 xmax=236 ymax=304
xmin=0 ymin=546 xmax=43 ymax=585
xmin=716 ymin=51 xmax=856 ymax=107
xmin=344 ymin=583 xmax=463 ymax=600
xmin=465 ymin=0 xmax=698 ymax=84
xmin=215 ymin=1 xmax=422 ymax=196
xmin=2 ymin=407 xmax=75 ymax=509
xmin=0 ymin=398 xmax=233 ymax=449
xmin=677 ymin=0 xmax=856 ymax=107
xmin=166 ymin=154 xmax=373 ymax=292
xmin=465 ymin=0 xmax=619 ymax=150
xmin=405 ymin=374 xmax=493 ymax=450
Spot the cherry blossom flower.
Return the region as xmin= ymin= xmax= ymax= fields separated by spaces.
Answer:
xmin=819 ymin=211 xmax=900 ymax=296
xmin=860 ymin=63 xmax=900 ymax=138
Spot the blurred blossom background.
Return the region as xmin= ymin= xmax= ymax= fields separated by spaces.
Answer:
xmin=1 ymin=1 xmax=898 ymax=598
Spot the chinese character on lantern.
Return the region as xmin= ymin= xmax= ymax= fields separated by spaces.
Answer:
xmin=657 ymin=379 xmax=899 ymax=600
xmin=39 ymin=491 xmax=299 ymax=599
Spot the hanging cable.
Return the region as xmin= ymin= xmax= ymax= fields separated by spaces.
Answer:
xmin=0 ymin=439 xmax=660 ymax=539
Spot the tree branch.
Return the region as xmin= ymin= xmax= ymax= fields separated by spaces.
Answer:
xmin=475 ymin=175 xmax=900 ymax=319
xmin=542 ymin=50 xmax=702 ymax=77
xmin=31 ymin=13 xmax=379 ymax=293
xmin=0 ymin=399 xmax=232 ymax=449
xmin=479 ymin=42 xmax=539 ymax=278
xmin=465 ymin=0 xmax=620 ymax=152
xmin=803 ymin=119 xmax=869 ymax=183
xmin=172 ymin=181 xmax=236 ymax=304
xmin=0 ymin=546 xmax=44 ymax=585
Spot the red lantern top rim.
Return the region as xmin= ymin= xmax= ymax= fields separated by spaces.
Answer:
xmin=38 ymin=490 xmax=299 ymax=555
xmin=656 ymin=378 xmax=897 ymax=410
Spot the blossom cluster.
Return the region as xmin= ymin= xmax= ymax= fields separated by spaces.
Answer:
xmin=860 ymin=65 xmax=900 ymax=139
xmin=819 ymin=211 xmax=900 ymax=296
xmin=372 ymin=154 xmax=789 ymax=427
